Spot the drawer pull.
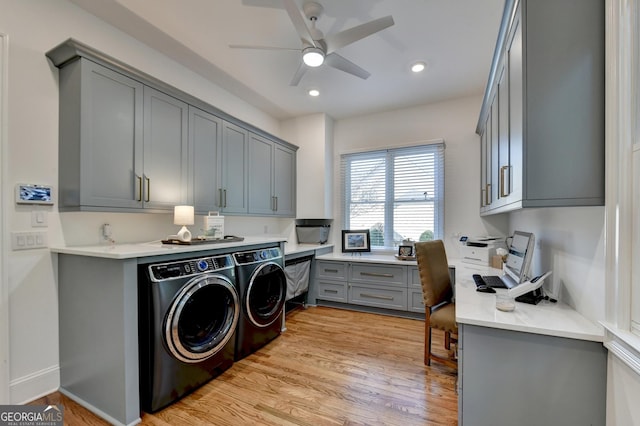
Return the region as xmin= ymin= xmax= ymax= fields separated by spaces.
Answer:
xmin=324 ymin=269 xmax=339 ymax=273
xmin=360 ymin=272 xmax=394 ymax=278
xmin=361 ymin=293 xmax=394 ymax=301
xmin=324 ymin=289 xmax=338 ymax=294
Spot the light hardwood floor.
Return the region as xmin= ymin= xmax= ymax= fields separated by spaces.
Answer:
xmin=33 ymin=306 xmax=458 ymax=425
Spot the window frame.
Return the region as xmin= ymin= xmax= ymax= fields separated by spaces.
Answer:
xmin=340 ymin=141 xmax=445 ymax=250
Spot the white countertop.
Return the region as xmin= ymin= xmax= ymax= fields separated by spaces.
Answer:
xmin=284 ymin=242 xmax=333 ymax=256
xmin=50 ymin=236 xmax=288 ymax=259
xmin=453 ymin=262 xmax=604 ymax=342
xmin=315 ymin=251 xmax=417 ymax=265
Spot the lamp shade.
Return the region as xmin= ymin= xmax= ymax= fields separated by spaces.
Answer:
xmin=174 ymin=205 xmax=194 ymax=226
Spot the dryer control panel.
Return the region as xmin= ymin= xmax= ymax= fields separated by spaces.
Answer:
xmin=233 ymin=247 xmax=282 ymax=265
xmin=147 ymin=254 xmax=234 ymax=282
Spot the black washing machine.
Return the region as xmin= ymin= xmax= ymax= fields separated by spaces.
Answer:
xmin=233 ymin=247 xmax=287 ymax=361
xmin=138 ymin=254 xmax=239 ymax=413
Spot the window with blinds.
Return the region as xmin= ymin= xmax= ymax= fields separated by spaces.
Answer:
xmin=341 ymin=142 xmax=444 ymax=249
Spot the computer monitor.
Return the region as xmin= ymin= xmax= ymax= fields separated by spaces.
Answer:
xmin=503 ymin=231 xmax=535 ymax=285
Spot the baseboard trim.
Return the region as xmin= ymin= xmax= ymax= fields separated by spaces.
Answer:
xmin=10 ymin=365 xmax=59 ymax=405
xmin=58 ymin=387 xmax=141 ymax=426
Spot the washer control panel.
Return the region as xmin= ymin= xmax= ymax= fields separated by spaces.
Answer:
xmin=148 ymin=254 xmax=234 ymax=281
xmin=233 ymin=247 xmax=282 ymax=265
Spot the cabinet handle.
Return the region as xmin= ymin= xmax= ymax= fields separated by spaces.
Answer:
xmin=136 ymin=175 xmax=142 ymax=202
xmin=220 ymin=189 xmax=227 ymax=208
xmin=324 ymin=289 xmax=338 ymax=294
xmin=500 ymin=166 xmax=510 ymax=197
xmin=324 ymin=269 xmax=339 ymax=273
xmin=145 ymin=176 xmax=150 ymax=202
xmin=274 ymin=196 xmax=278 ymax=211
xmin=481 ymin=187 xmax=486 ymax=207
xmin=361 ymin=293 xmax=394 ymax=301
xmin=219 ymin=189 xmax=223 ymax=207
xmin=360 ymin=272 xmax=394 ymax=278
xmin=485 ymin=183 xmax=491 ymax=205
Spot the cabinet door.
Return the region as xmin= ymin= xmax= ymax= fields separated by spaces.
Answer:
xmin=497 ymin=61 xmax=511 ymax=206
xmin=273 ymin=144 xmax=296 ymax=217
xmin=490 ymin=94 xmax=499 ymax=207
xmin=480 ymin=116 xmax=490 ymax=210
xmin=79 ymin=60 xmax=144 ymax=209
xmin=219 ymin=121 xmax=249 ymax=214
xmin=507 ymin=5 xmax=523 ymax=204
xmin=248 ymin=133 xmax=274 ymax=215
xmin=143 ymin=87 xmax=189 ymax=210
xmin=190 ymin=106 xmax=221 ymax=214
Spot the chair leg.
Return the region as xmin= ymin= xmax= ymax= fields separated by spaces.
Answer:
xmin=425 ymin=312 xmax=432 ymax=366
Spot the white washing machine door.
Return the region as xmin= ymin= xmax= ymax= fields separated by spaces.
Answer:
xmin=246 ymin=262 xmax=286 ymax=328
xmin=165 ymin=274 xmax=239 ymax=363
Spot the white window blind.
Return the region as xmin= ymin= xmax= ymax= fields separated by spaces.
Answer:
xmin=341 ymin=142 xmax=445 ymax=248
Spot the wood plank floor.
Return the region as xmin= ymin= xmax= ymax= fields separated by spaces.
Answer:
xmin=33 ymin=306 xmax=458 ymax=425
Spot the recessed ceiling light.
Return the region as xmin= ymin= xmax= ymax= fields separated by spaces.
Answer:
xmin=411 ymin=61 xmax=426 ymax=73
xmin=308 ymin=89 xmax=320 ymax=97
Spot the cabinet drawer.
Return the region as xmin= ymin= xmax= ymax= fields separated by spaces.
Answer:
xmin=408 ymin=266 xmax=421 ymax=288
xmin=408 ymin=289 xmax=425 ymax=313
xmin=316 ymin=261 xmax=348 ymax=280
xmin=348 ymin=283 xmax=408 ymax=310
xmin=349 ymin=263 xmax=407 ymax=287
xmin=316 ymin=280 xmax=347 ymax=303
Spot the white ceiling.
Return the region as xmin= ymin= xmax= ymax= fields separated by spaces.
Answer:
xmin=70 ymin=0 xmax=505 ymax=120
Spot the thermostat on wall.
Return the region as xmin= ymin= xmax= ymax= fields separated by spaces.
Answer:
xmin=15 ymin=183 xmax=53 ymax=205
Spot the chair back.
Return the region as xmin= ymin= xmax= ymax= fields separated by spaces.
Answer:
xmin=415 ymin=240 xmax=453 ymax=308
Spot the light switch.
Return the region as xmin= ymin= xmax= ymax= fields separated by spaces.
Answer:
xmin=31 ymin=211 xmax=48 ymax=227
xmin=11 ymin=231 xmax=48 ymax=250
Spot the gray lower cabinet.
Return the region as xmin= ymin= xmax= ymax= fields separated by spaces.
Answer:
xmin=477 ymin=0 xmax=604 ymax=214
xmin=408 ymin=266 xmax=425 ymax=313
xmin=316 ymin=260 xmax=417 ymax=313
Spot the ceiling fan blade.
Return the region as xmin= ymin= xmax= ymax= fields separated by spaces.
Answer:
xmin=289 ymin=62 xmax=308 ymax=86
xmin=324 ymin=15 xmax=394 ymax=53
xmin=282 ymin=0 xmax=316 ymax=47
xmin=229 ymin=44 xmax=299 ymax=51
xmin=325 ymin=53 xmax=370 ymax=80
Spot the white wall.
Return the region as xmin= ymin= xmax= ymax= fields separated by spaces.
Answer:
xmin=332 ymin=96 xmax=509 ymax=257
xmin=0 ymin=0 xmax=284 ymax=403
xmin=509 ymin=207 xmax=605 ymax=323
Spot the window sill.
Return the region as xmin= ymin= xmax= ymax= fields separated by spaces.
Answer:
xmin=602 ymin=321 xmax=640 ymax=376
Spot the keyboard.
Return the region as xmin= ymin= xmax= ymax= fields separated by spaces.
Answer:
xmin=482 ymin=275 xmax=508 ymax=288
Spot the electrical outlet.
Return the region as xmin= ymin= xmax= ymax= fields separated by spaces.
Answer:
xmin=11 ymin=231 xmax=48 ymax=250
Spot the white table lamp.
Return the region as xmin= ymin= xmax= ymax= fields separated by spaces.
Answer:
xmin=174 ymin=205 xmax=194 ymax=242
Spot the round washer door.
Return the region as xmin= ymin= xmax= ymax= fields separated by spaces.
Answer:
xmin=246 ymin=262 xmax=286 ymax=328
xmin=165 ymin=274 xmax=239 ymax=363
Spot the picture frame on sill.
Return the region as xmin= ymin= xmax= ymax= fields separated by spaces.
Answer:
xmin=341 ymin=229 xmax=371 ymax=253
xmin=398 ymin=245 xmax=413 ymax=257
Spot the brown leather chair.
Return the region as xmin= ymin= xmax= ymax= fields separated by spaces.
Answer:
xmin=414 ymin=240 xmax=458 ymax=369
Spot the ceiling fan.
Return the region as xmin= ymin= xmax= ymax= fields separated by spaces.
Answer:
xmin=229 ymin=0 xmax=394 ymax=86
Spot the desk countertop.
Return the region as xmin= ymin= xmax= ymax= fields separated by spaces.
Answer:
xmin=453 ymin=262 xmax=604 ymax=342
xmin=315 ymin=251 xmax=418 ymax=265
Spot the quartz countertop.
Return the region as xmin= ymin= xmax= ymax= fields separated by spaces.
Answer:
xmin=284 ymin=242 xmax=333 ymax=256
xmin=315 ymin=251 xmax=417 ymax=265
xmin=453 ymin=262 xmax=604 ymax=342
xmin=50 ymin=236 xmax=288 ymax=259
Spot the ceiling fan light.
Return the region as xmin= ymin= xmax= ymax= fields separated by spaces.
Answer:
xmin=303 ymin=47 xmax=325 ymax=67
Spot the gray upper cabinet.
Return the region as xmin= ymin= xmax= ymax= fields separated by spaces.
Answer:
xmin=476 ymin=0 xmax=604 ymax=215
xmin=219 ymin=121 xmax=249 ymax=215
xmin=58 ymin=58 xmax=144 ymax=211
xmin=189 ymin=106 xmax=222 ymax=214
xmin=48 ymin=39 xmax=297 ymax=216
xmin=248 ymin=133 xmax=297 ymax=217
xmin=143 ymin=87 xmax=189 ymax=210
